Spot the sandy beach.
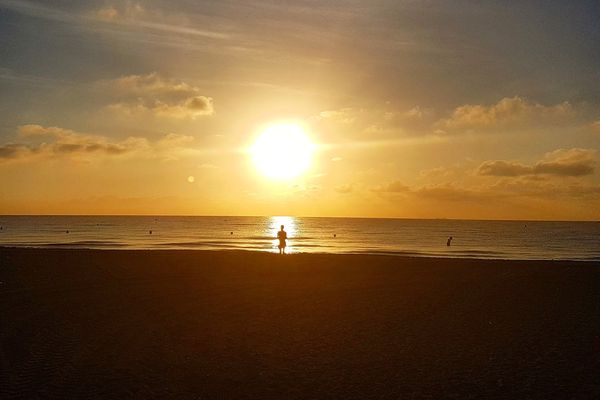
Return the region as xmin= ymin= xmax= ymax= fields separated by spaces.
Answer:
xmin=1 ymin=248 xmax=599 ymax=399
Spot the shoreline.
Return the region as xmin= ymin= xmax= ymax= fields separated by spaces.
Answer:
xmin=1 ymin=248 xmax=599 ymax=398
xmin=1 ymin=246 xmax=598 ymax=263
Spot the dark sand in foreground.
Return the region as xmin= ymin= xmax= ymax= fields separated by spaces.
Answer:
xmin=1 ymin=248 xmax=599 ymax=399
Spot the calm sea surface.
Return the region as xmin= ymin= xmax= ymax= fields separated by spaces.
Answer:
xmin=0 ymin=216 xmax=598 ymax=261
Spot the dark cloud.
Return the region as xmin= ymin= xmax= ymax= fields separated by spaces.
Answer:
xmin=52 ymin=142 xmax=128 ymax=155
xmin=478 ymin=160 xmax=533 ymax=177
xmin=185 ymin=96 xmax=212 ymax=112
xmin=0 ymin=144 xmax=32 ymax=160
xmin=534 ymin=160 xmax=594 ymax=176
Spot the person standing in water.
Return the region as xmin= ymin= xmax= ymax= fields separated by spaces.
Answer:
xmin=277 ymin=225 xmax=287 ymax=254
xmin=447 ymin=236 xmax=453 ymax=246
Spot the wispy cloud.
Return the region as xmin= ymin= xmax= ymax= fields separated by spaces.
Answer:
xmin=89 ymin=2 xmax=229 ymax=40
xmin=0 ymin=0 xmax=230 ymax=41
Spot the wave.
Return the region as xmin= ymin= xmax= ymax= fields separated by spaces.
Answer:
xmin=2 ymin=215 xmax=599 ymax=261
xmin=1 ymin=243 xmax=598 ymax=261
xmin=3 ymin=240 xmax=129 ymax=248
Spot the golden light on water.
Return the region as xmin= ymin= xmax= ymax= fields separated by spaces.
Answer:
xmin=250 ymin=123 xmax=314 ymax=180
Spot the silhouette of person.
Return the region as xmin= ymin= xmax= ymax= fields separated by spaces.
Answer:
xmin=277 ymin=225 xmax=287 ymax=254
xmin=447 ymin=236 xmax=453 ymax=246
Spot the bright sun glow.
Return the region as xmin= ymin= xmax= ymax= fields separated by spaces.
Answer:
xmin=250 ymin=123 xmax=314 ymax=180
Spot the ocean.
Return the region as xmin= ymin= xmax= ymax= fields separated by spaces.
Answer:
xmin=0 ymin=215 xmax=598 ymax=261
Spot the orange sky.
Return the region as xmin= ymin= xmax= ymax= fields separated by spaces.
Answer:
xmin=0 ymin=1 xmax=599 ymax=220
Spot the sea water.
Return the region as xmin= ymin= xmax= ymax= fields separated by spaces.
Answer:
xmin=0 ymin=215 xmax=598 ymax=261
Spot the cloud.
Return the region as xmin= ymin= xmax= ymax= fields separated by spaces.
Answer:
xmin=437 ymin=96 xmax=575 ymax=134
xmin=314 ymin=105 xmax=434 ymax=140
xmin=0 ymin=124 xmax=195 ymax=163
xmin=11 ymin=124 xmax=139 ymax=158
xmin=489 ymin=177 xmax=600 ymax=199
xmin=370 ymin=180 xmax=490 ymax=203
xmin=106 ymin=73 xmax=214 ymax=119
xmin=478 ymin=148 xmax=595 ymax=177
xmin=372 ymin=178 xmax=600 ymax=204
xmin=0 ymin=144 xmax=31 ymax=159
xmin=111 ymin=97 xmax=214 ymax=119
xmin=478 ymin=160 xmax=531 ymax=177
xmin=111 ymin=72 xmax=197 ymax=98
xmin=314 ymin=97 xmax=590 ymax=141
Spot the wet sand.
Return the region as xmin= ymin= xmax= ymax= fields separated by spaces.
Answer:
xmin=1 ymin=248 xmax=599 ymax=399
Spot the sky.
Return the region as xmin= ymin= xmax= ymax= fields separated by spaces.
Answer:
xmin=0 ymin=0 xmax=599 ymax=219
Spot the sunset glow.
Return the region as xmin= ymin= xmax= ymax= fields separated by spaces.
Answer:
xmin=0 ymin=1 xmax=598 ymax=219
xmin=250 ymin=124 xmax=314 ymax=180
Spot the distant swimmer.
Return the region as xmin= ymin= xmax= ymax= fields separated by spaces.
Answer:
xmin=149 ymin=230 xmax=152 ymax=235
xmin=66 ymin=230 xmax=69 ymax=234
xmin=333 ymin=233 xmax=336 ymax=238
xmin=447 ymin=236 xmax=453 ymax=246
xmin=230 ymin=231 xmax=233 ymax=235
xmin=277 ymin=225 xmax=287 ymax=254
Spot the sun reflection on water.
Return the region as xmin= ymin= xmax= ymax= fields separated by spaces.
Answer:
xmin=268 ymin=216 xmax=297 ymax=253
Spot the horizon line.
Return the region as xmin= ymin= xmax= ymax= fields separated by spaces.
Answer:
xmin=0 ymin=214 xmax=597 ymax=223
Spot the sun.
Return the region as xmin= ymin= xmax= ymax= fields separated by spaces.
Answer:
xmin=250 ymin=123 xmax=315 ymax=180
